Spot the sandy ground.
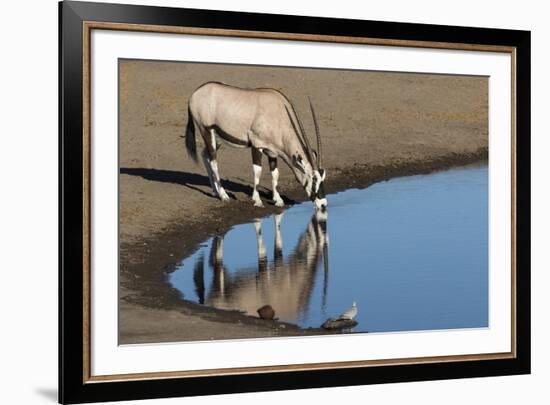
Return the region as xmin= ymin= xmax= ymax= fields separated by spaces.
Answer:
xmin=118 ymin=59 xmax=488 ymax=344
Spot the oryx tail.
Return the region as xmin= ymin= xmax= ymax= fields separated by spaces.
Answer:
xmin=185 ymin=106 xmax=198 ymax=164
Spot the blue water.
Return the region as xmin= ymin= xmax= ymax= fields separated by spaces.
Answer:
xmin=168 ymin=165 xmax=488 ymax=333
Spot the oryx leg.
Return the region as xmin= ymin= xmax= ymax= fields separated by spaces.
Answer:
xmin=253 ymin=219 xmax=267 ymax=272
xmin=268 ymin=157 xmax=284 ymax=207
xmin=192 ymin=253 xmax=205 ymax=305
xmin=273 ymin=213 xmax=284 ymax=268
xmin=251 ymin=147 xmax=264 ymax=207
xmin=203 ymin=128 xmax=230 ymax=202
xmin=201 ymin=149 xmax=217 ymax=196
xmin=210 ymin=236 xmax=225 ymax=296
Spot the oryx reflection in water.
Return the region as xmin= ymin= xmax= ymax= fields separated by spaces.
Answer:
xmin=190 ymin=210 xmax=329 ymax=323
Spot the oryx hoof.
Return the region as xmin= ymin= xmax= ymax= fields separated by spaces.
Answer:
xmin=253 ymin=200 xmax=264 ymax=208
xmin=274 ymin=198 xmax=285 ymax=207
xmin=218 ymin=189 xmax=230 ymax=202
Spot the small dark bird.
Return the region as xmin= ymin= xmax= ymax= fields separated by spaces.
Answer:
xmin=257 ymin=305 xmax=275 ymax=320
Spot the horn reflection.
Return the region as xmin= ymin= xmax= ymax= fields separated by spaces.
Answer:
xmin=198 ymin=211 xmax=330 ymax=323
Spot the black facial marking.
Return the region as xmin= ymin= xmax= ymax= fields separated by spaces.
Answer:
xmin=293 ymin=154 xmax=306 ymax=173
xmin=310 ymin=175 xmax=318 ymax=201
xmin=317 ymin=181 xmax=326 ymax=199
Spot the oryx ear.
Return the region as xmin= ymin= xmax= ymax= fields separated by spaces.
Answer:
xmin=293 ymin=154 xmax=306 ymax=173
xmin=311 ymin=150 xmax=318 ymax=162
xmin=319 ymin=168 xmax=326 ymax=181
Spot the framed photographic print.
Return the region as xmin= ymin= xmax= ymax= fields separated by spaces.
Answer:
xmin=59 ymin=0 xmax=531 ymax=403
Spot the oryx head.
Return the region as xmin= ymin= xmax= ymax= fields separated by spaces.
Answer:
xmin=286 ymin=99 xmax=327 ymax=211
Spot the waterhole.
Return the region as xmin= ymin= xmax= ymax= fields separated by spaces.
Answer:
xmin=168 ymin=165 xmax=488 ymax=334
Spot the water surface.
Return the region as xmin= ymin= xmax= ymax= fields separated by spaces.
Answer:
xmin=168 ymin=165 xmax=488 ymax=333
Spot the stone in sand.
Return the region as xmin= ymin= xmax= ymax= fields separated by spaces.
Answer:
xmin=321 ymin=318 xmax=358 ymax=330
xmin=257 ymin=305 xmax=275 ymax=320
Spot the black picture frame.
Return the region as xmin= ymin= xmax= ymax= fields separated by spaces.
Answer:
xmin=59 ymin=1 xmax=531 ymax=403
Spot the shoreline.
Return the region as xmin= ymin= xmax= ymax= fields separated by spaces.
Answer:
xmin=120 ymin=149 xmax=487 ymax=344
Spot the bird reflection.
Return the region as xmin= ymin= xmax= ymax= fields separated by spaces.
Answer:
xmin=195 ymin=210 xmax=330 ymax=323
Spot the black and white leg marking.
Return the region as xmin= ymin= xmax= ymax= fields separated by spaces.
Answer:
xmin=210 ymin=236 xmax=225 ymax=296
xmin=274 ymin=212 xmax=284 ymax=265
xmin=253 ymin=218 xmax=267 ymax=272
xmin=201 ymin=149 xmax=217 ymax=197
xmin=204 ymin=128 xmax=230 ymax=202
xmin=251 ymin=147 xmax=263 ymax=207
xmin=268 ymin=157 xmax=284 ymax=207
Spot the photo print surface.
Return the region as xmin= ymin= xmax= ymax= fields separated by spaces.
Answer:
xmin=118 ymin=59 xmax=488 ymax=344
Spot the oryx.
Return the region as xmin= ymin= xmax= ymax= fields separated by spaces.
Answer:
xmin=184 ymin=81 xmax=327 ymax=210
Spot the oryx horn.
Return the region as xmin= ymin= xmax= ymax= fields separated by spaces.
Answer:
xmin=284 ymin=104 xmax=316 ymax=167
xmin=323 ymin=243 xmax=329 ymax=275
xmin=308 ymin=97 xmax=322 ymax=168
